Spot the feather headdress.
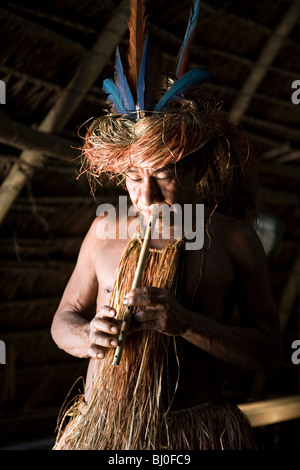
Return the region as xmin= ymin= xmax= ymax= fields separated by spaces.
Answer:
xmin=102 ymin=0 xmax=211 ymax=117
xmin=81 ymin=0 xmax=257 ymax=224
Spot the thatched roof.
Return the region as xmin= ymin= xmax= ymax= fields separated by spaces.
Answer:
xmin=0 ymin=0 xmax=299 ymax=448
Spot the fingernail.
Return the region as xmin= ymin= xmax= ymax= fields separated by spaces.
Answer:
xmin=97 ymin=352 xmax=104 ymax=359
xmin=123 ymin=299 xmax=129 ymax=305
xmin=111 ymin=339 xmax=118 ymax=347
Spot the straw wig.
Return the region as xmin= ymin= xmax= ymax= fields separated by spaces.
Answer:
xmin=82 ymin=87 xmax=223 ymax=177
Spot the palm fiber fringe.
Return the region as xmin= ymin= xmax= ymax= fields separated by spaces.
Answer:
xmin=53 ymin=236 xmax=186 ymax=450
xmin=53 ymin=236 xmax=256 ymax=450
xmin=161 ymin=397 xmax=257 ymax=450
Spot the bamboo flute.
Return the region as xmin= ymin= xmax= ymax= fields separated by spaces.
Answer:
xmin=113 ymin=209 xmax=158 ymax=366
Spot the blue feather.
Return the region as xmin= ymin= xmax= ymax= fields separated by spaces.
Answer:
xmin=114 ymin=47 xmax=135 ymax=111
xmin=154 ymin=67 xmax=211 ymax=111
xmin=175 ymin=0 xmax=201 ymax=78
xmin=102 ymin=78 xmax=126 ymax=113
xmin=137 ymin=35 xmax=149 ymax=110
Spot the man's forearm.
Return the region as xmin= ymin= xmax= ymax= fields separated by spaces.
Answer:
xmin=51 ymin=310 xmax=90 ymax=358
xmin=181 ymin=310 xmax=281 ymax=375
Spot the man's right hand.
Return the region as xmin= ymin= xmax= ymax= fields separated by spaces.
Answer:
xmin=88 ymin=306 xmax=122 ymax=359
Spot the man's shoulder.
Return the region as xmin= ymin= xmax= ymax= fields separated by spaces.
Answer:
xmin=224 ymin=217 xmax=261 ymax=249
xmin=209 ymin=210 xmax=257 ymax=240
xmin=209 ymin=211 xmax=265 ymax=268
xmin=84 ymin=214 xmax=138 ymax=250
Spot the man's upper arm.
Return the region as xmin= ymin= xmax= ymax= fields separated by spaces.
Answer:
xmin=56 ymin=218 xmax=100 ymax=319
xmin=228 ymin=221 xmax=281 ymax=341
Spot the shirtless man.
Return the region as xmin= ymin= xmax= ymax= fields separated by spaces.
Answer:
xmin=51 ymin=156 xmax=282 ymax=422
xmin=50 ymin=0 xmax=282 ymax=444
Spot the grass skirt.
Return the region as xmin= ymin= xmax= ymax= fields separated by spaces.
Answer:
xmin=162 ymin=397 xmax=256 ymax=450
xmin=53 ymin=395 xmax=256 ymax=450
xmin=53 ymin=236 xmax=256 ymax=450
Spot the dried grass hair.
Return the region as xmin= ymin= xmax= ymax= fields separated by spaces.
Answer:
xmin=80 ymin=86 xmax=258 ymax=222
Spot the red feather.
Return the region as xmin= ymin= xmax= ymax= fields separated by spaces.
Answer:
xmin=127 ymin=0 xmax=148 ymax=101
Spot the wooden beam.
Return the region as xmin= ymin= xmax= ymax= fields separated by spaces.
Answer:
xmin=0 ymin=112 xmax=79 ymax=159
xmin=276 ymin=151 xmax=300 ymax=164
xmin=229 ymin=0 xmax=300 ymax=122
xmin=239 ymin=395 xmax=300 ymax=427
xmin=150 ymin=23 xmax=300 ymax=82
xmin=205 ymin=82 xmax=298 ymax=112
xmin=0 ymin=0 xmax=130 ymax=226
xmin=201 ymin=2 xmax=280 ymax=37
xmin=259 ymin=187 xmax=300 ymax=206
xmin=259 ymin=144 xmax=292 ymax=161
xmin=0 ymin=65 xmax=106 ymax=107
xmin=10 ymin=191 xmax=123 ymax=209
xmin=0 ymin=6 xmax=84 ymax=53
xmin=242 ymin=116 xmax=300 ymax=144
xmin=6 ymin=2 xmax=98 ymax=35
xmin=245 ymin=131 xmax=286 ymax=152
xmin=259 ymin=163 xmax=300 ymax=181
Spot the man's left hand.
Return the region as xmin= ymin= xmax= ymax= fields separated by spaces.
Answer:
xmin=123 ymin=286 xmax=190 ymax=336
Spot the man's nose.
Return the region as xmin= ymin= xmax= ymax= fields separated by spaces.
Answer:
xmin=139 ymin=177 xmax=163 ymax=207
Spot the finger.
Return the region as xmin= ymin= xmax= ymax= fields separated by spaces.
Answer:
xmin=91 ymin=316 xmax=121 ymax=335
xmin=123 ymin=293 xmax=164 ymax=308
xmin=90 ymin=330 xmax=119 ymax=349
xmin=96 ymin=306 xmax=117 ymax=318
xmin=88 ymin=344 xmax=107 ymax=360
xmin=126 ymin=286 xmax=164 ymax=298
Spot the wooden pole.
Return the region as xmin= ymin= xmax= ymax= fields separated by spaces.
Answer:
xmin=113 ymin=212 xmax=158 ymax=366
xmin=0 ymin=0 xmax=130 ymax=226
xmin=229 ymin=0 xmax=300 ymax=123
xmin=239 ymin=395 xmax=300 ymax=427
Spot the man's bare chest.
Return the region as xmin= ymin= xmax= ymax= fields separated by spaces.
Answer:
xmin=94 ymin=237 xmax=235 ymax=319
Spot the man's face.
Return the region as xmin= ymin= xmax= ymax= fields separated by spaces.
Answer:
xmin=125 ymin=162 xmax=199 ymax=223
